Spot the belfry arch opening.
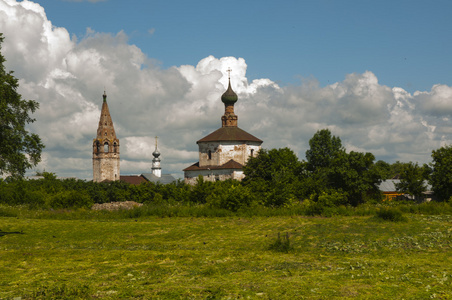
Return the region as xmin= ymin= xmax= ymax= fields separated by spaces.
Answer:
xmin=104 ymin=142 xmax=109 ymax=153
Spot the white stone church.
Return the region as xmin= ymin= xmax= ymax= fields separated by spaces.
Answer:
xmin=183 ymin=76 xmax=263 ymax=184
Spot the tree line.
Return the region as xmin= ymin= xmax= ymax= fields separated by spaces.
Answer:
xmin=2 ymin=32 xmax=452 ymax=211
xmin=1 ymin=128 xmax=452 ymax=212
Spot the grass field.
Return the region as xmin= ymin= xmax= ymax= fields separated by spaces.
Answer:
xmin=1 ymin=211 xmax=452 ymax=299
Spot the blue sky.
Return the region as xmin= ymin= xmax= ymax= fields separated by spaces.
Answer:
xmin=44 ymin=0 xmax=452 ymax=92
xmin=2 ymin=0 xmax=452 ymax=179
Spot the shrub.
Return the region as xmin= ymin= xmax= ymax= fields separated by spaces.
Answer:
xmin=375 ymin=207 xmax=407 ymax=222
xmin=206 ymin=183 xmax=254 ymax=211
xmin=48 ymin=191 xmax=93 ymax=209
xmin=305 ymin=191 xmax=348 ymax=216
xmin=268 ymin=232 xmax=292 ymax=253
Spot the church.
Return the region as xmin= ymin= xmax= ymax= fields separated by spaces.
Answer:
xmin=92 ymin=92 xmax=175 ymax=184
xmin=92 ymin=91 xmax=120 ymax=182
xmin=183 ymin=75 xmax=263 ymax=184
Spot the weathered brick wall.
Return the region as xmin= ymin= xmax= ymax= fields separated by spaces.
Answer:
xmin=93 ymin=153 xmax=120 ymax=182
xmin=199 ymin=142 xmax=261 ymax=167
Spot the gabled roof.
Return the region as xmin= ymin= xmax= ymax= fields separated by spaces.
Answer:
xmin=379 ymin=179 xmax=401 ymax=192
xmin=197 ymin=127 xmax=262 ymax=144
xmin=120 ymin=175 xmax=147 ymax=185
xmin=379 ymin=179 xmax=432 ymax=192
xmin=141 ymin=173 xmax=177 ymax=184
xmin=183 ymin=159 xmax=244 ymax=171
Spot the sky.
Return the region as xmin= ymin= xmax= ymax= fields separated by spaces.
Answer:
xmin=1 ymin=0 xmax=452 ymax=180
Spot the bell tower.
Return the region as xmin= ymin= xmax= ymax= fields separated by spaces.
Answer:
xmin=93 ymin=91 xmax=120 ymax=182
xmin=151 ymin=136 xmax=162 ymax=177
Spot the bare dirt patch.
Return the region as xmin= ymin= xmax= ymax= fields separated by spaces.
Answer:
xmin=91 ymin=201 xmax=143 ymax=211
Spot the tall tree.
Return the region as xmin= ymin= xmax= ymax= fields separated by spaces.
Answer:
xmin=0 ymin=33 xmax=44 ymax=177
xmin=395 ymin=162 xmax=428 ymax=201
xmin=430 ymin=145 xmax=452 ymax=201
xmin=305 ymin=129 xmax=343 ymax=172
xmin=305 ymin=129 xmax=384 ymax=205
xmin=243 ymin=148 xmax=304 ymax=206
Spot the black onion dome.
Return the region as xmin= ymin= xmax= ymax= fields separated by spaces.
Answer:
xmin=221 ymin=79 xmax=238 ymax=105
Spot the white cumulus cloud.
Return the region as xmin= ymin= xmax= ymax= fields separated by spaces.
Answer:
xmin=1 ymin=0 xmax=452 ymax=180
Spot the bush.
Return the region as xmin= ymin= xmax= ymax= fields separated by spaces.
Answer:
xmin=48 ymin=191 xmax=93 ymax=209
xmin=268 ymin=232 xmax=292 ymax=253
xmin=375 ymin=207 xmax=407 ymax=222
xmin=305 ymin=191 xmax=349 ymax=216
xmin=206 ymin=183 xmax=254 ymax=211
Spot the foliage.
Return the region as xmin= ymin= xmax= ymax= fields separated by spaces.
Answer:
xmin=188 ymin=175 xmax=214 ymax=204
xmin=305 ymin=191 xmax=349 ymax=216
xmin=305 ymin=128 xmax=343 ymax=172
xmin=375 ymin=207 xmax=407 ymax=222
xmin=374 ymin=160 xmax=392 ymax=179
xmin=268 ymin=232 xmax=292 ymax=253
xmin=243 ymin=147 xmax=305 ymax=206
xmin=430 ymin=145 xmax=452 ymax=201
xmin=0 ymin=33 xmax=44 ymax=177
xmin=304 ymin=129 xmax=384 ymax=206
xmin=395 ymin=162 xmax=429 ymax=200
xmin=206 ymin=180 xmax=255 ymax=211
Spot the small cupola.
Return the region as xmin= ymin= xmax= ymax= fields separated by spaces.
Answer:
xmin=221 ymin=79 xmax=238 ymax=105
xmin=221 ymin=68 xmax=238 ymax=128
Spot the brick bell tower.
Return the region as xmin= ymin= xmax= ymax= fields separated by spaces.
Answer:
xmin=93 ymin=91 xmax=120 ymax=182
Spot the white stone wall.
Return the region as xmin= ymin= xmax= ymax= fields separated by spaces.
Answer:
xmin=184 ymin=168 xmax=243 ymax=185
xmin=198 ymin=142 xmax=261 ymax=167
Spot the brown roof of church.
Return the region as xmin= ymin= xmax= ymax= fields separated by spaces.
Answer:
xmin=120 ymin=175 xmax=147 ymax=185
xmin=197 ymin=127 xmax=262 ymax=144
xmin=183 ymin=159 xmax=244 ymax=171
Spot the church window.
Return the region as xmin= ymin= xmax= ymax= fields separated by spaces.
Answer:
xmin=114 ymin=142 xmax=118 ymax=153
xmin=104 ymin=142 xmax=109 ymax=153
xmin=251 ymin=149 xmax=254 ymax=157
xmin=208 ymin=150 xmax=212 ymax=160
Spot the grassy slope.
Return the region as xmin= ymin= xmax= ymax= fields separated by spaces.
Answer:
xmin=1 ymin=215 xmax=452 ymax=299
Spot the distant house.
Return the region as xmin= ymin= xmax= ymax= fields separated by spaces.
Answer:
xmin=378 ymin=179 xmax=434 ymax=202
xmin=379 ymin=179 xmax=403 ymax=201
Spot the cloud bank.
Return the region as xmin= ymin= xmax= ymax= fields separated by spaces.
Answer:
xmin=1 ymin=0 xmax=452 ymax=179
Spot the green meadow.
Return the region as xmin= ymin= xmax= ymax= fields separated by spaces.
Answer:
xmin=1 ymin=211 xmax=452 ymax=299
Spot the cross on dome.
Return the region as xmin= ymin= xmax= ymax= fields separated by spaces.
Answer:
xmin=226 ymin=67 xmax=232 ymax=79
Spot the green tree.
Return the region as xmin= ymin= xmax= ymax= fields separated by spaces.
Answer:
xmin=0 ymin=33 xmax=44 ymax=177
xmin=243 ymin=148 xmax=304 ymax=206
xmin=374 ymin=160 xmax=391 ymax=179
xmin=328 ymin=151 xmax=383 ymax=205
xmin=430 ymin=145 xmax=452 ymax=201
xmin=395 ymin=162 xmax=428 ymax=200
xmin=305 ymin=129 xmax=343 ymax=172
xmin=387 ymin=161 xmax=411 ymax=179
xmin=305 ymin=129 xmax=384 ymax=205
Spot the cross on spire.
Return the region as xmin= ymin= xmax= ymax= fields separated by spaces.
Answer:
xmin=226 ymin=68 xmax=232 ymax=79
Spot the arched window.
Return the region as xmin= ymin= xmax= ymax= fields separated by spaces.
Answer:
xmin=208 ymin=150 xmax=212 ymax=160
xmin=104 ymin=142 xmax=109 ymax=153
xmin=95 ymin=141 xmax=100 ymax=153
xmin=113 ymin=142 xmax=118 ymax=153
xmin=250 ymin=149 xmax=254 ymax=157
